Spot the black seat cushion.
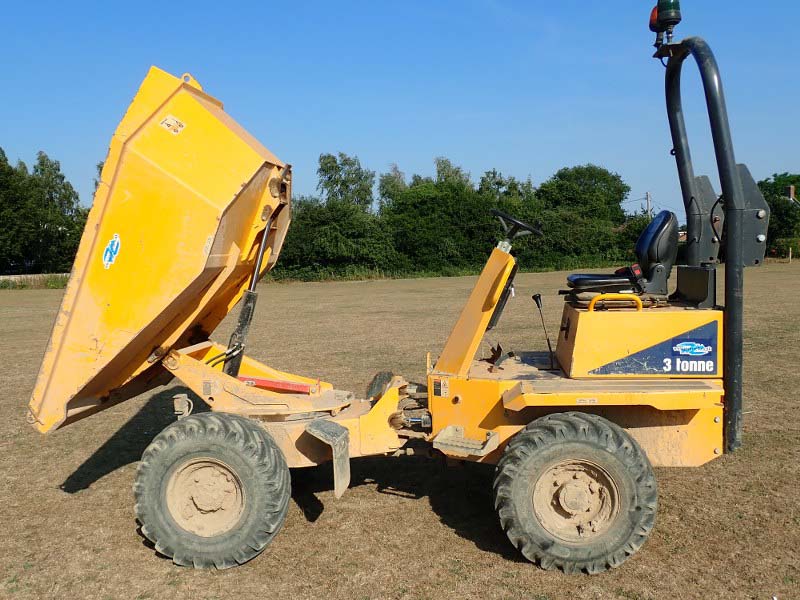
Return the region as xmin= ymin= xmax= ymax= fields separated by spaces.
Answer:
xmin=567 ymin=273 xmax=631 ymax=289
xmin=564 ymin=210 xmax=679 ymax=296
xmin=635 ymin=210 xmax=679 ymax=275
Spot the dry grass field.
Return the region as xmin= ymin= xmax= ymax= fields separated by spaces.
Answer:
xmin=1 ymin=264 xmax=798 ymax=600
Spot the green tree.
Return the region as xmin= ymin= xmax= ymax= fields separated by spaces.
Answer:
xmin=276 ymin=152 xmax=398 ymax=278
xmin=536 ymin=164 xmax=629 ymax=225
xmin=316 ymin=152 xmax=375 ymax=210
xmin=377 ymin=164 xmax=407 ymax=210
xmin=276 ymin=195 xmax=399 ymax=279
xmin=757 ymin=173 xmax=800 ymax=249
xmin=0 ymin=150 xmax=31 ymax=273
xmin=94 ymin=160 xmax=105 ymax=191
xmin=277 ymin=155 xmax=652 ymax=278
xmin=28 ymin=152 xmax=87 ymax=272
xmin=380 ymin=158 xmax=501 ymax=271
xmin=478 ymin=169 xmax=536 ymax=203
xmin=511 ymin=165 xmax=633 ymax=269
xmin=477 ymin=170 xmax=540 ymax=225
xmin=0 ymin=149 xmax=87 ymax=274
xmin=614 ymin=211 xmax=653 ymax=260
xmin=434 ymin=157 xmax=471 ymax=186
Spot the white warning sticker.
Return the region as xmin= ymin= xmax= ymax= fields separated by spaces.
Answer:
xmin=159 ymin=115 xmax=185 ymax=135
xmin=575 ymin=397 xmax=598 ymax=405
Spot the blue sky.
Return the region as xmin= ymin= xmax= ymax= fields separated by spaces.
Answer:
xmin=2 ymin=1 xmax=797 ymax=216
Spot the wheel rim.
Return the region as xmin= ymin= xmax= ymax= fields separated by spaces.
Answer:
xmin=532 ymin=459 xmax=620 ymax=543
xmin=165 ymin=458 xmax=245 ymax=537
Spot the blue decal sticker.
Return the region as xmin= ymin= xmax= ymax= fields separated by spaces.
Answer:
xmin=590 ymin=321 xmax=718 ymax=375
xmin=672 ymin=341 xmax=712 ymax=356
xmin=102 ymin=233 xmax=121 ymax=269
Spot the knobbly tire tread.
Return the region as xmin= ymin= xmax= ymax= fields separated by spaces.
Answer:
xmin=133 ymin=412 xmax=290 ymax=569
xmin=366 ymin=370 xmax=395 ymax=400
xmin=493 ymin=411 xmax=657 ymax=574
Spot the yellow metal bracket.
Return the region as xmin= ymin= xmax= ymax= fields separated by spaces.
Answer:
xmin=163 ymin=342 xmax=347 ymax=416
xmin=501 ymin=379 xmax=723 ymax=412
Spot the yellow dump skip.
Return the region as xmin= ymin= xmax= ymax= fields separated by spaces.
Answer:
xmin=28 ymin=67 xmax=292 ymax=433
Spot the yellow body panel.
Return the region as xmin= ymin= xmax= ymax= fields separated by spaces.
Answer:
xmin=166 ymin=342 xmax=337 ymax=415
xmin=434 ymin=248 xmax=515 ymax=377
xmin=428 ymin=248 xmax=724 ymax=467
xmin=556 ymin=303 xmax=723 ymax=378
xmin=162 ymin=343 xmax=406 ymax=468
xmin=357 ymin=382 xmax=405 ymax=456
xmin=29 ymin=67 xmax=291 ymax=433
xmin=502 ymin=378 xmax=723 ymax=411
xmin=428 ymin=366 xmax=723 ymax=467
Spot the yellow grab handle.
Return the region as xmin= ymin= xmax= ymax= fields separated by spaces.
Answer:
xmin=587 ymin=293 xmax=643 ymax=312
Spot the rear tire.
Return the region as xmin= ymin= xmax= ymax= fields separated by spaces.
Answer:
xmin=134 ymin=412 xmax=290 ymax=569
xmin=493 ymin=412 xmax=657 ymax=574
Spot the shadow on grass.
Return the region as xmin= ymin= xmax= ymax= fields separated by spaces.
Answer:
xmin=60 ymin=386 xmax=203 ymax=493
xmin=291 ymin=454 xmax=523 ymax=562
xmin=61 ymin=391 xmax=520 ymax=561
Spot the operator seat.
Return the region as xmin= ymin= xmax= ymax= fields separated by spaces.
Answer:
xmin=566 ymin=210 xmax=679 ymax=297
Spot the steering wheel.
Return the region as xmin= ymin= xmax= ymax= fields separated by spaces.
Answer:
xmin=491 ymin=208 xmax=543 ymax=239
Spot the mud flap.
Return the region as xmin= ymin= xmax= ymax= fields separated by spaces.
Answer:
xmin=305 ymin=419 xmax=351 ymax=498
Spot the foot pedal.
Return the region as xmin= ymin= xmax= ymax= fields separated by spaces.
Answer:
xmin=432 ymin=425 xmax=499 ymax=458
xmin=305 ymin=419 xmax=350 ymax=498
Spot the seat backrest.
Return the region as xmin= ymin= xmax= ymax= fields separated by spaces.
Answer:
xmin=636 ymin=210 xmax=678 ymax=293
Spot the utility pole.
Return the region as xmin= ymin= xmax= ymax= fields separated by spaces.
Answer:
xmin=645 ymin=191 xmax=653 ymax=219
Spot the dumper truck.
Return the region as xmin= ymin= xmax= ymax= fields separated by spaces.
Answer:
xmin=29 ymin=3 xmax=769 ymax=573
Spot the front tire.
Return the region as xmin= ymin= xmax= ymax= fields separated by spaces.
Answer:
xmin=134 ymin=412 xmax=290 ymax=569
xmin=493 ymin=412 xmax=657 ymax=574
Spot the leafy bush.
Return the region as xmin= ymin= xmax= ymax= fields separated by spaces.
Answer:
xmin=272 ymin=156 xmax=649 ymax=280
xmin=771 ymin=238 xmax=800 ymax=258
xmin=0 ymin=146 xmax=675 ymax=282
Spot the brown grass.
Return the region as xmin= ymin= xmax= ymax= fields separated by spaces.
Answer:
xmin=0 ymin=265 xmax=798 ymax=599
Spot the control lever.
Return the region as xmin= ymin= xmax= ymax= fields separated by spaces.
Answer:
xmin=532 ymin=294 xmax=555 ymax=370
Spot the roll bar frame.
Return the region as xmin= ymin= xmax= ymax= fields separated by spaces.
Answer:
xmin=658 ymin=37 xmax=745 ymax=451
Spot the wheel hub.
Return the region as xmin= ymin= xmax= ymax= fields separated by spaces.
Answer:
xmin=533 ymin=460 xmax=619 ymax=542
xmin=166 ymin=458 xmax=245 ymax=537
xmin=558 ymin=479 xmax=593 ymax=515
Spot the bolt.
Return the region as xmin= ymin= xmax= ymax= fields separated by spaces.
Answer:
xmin=714 ymin=416 xmax=721 ymax=423
xmin=714 ymin=448 xmax=721 ymax=455
xmin=757 ymin=234 xmax=766 ymax=243
xmin=757 ymin=209 xmax=766 ymax=219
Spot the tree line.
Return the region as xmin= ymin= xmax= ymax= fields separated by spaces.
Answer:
xmin=0 ymin=146 xmax=797 ymax=278
xmin=0 ymin=149 xmax=88 ymax=274
xmin=276 ymin=155 xmax=649 ymax=280
xmin=275 ymin=154 xmax=800 ymax=280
